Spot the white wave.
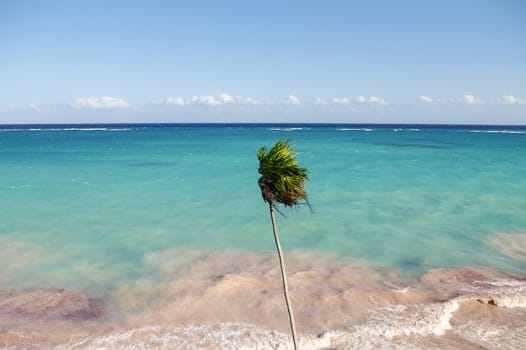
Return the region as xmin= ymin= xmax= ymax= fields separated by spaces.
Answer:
xmin=58 ymin=323 xmax=430 ymax=350
xmin=64 ymin=128 xmax=109 ymax=131
xmin=268 ymin=127 xmax=305 ymax=131
xmin=479 ymin=278 xmax=526 ymax=291
xmin=492 ymin=295 xmax=526 ymax=308
xmin=468 ymin=279 xmax=526 ymax=308
xmin=0 ymin=128 xmax=40 ymax=132
xmin=37 ymin=295 xmax=526 ymax=349
xmin=392 ymin=128 xmax=420 ymax=132
xmin=358 ymin=299 xmax=460 ymax=338
xmin=57 ymin=128 xmax=132 ymax=131
xmin=468 ymin=278 xmax=525 ymax=294
xmin=336 ymin=128 xmax=374 ymax=132
xmin=60 ymin=323 xmax=330 ymax=350
xmin=8 ymin=185 xmax=31 ymax=189
xmin=467 ymin=130 xmax=525 ymax=134
xmin=453 ymin=319 xmax=526 ymax=350
xmin=0 ymin=127 xmax=132 ymax=132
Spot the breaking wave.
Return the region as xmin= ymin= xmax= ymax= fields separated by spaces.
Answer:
xmin=2 ymin=251 xmax=526 ymax=349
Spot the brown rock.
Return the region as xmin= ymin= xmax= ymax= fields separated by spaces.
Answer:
xmin=0 ymin=287 xmax=104 ymax=320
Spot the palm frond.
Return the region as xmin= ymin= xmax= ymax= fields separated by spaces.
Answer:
xmin=257 ymin=140 xmax=309 ymax=207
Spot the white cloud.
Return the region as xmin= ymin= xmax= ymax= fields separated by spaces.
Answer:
xmin=72 ymin=96 xmax=129 ymax=109
xmin=356 ymin=96 xmax=367 ymax=104
xmin=461 ymin=94 xmax=486 ymax=105
xmin=497 ymin=95 xmax=526 ymax=105
xmin=152 ymin=96 xmax=186 ymax=106
xmin=313 ymin=95 xmax=389 ymax=107
xmin=422 ymin=94 xmax=486 ymax=105
xmin=283 ymin=95 xmax=301 ymax=105
xmin=152 ymin=94 xmax=392 ymax=108
xmin=189 ymin=95 xmax=222 ymax=107
xmin=314 ymin=97 xmax=328 ymax=106
xmin=419 ymin=96 xmax=433 ymax=103
xmin=153 ymin=93 xmax=262 ymax=107
xmin=356 ymin=95 xmax=388 ymax=106
xmin=332 ymin=97 xmax=351 ymax=105
xmin=368 ymin=96 xmax=388 ymax=106
xmin=223 ymin=94 xmax=263 ymax=105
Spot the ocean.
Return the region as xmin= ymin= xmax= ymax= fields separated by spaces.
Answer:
xmin=1 ymin=124 xmax=525 ymax=349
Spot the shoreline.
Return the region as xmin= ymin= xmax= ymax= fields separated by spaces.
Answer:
xmin=2 ymin=250 xmax=525 ymax=349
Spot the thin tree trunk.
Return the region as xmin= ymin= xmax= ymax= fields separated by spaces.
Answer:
xmin=269 ymin=203 xmax=299 ymax=350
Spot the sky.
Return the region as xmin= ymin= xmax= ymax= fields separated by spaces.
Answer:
xmin=1 ymin=0 xmax=525 ymax=124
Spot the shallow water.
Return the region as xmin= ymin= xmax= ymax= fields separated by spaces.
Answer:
xmin=1 ymin=250 xmax=525 ymax=349
xmin=1 ymin=124 xmax=525 ymax=348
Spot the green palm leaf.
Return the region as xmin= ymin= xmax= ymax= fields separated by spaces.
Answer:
xmin=257 ymin=140 xmax=309 ymax=207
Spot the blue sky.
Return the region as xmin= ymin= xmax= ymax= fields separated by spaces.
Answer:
xmin=1 ymin=0 xmax=525 ymax=124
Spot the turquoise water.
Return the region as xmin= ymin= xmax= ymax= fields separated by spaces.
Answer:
xmin=1 ymin=124 xmax=526 ymax=293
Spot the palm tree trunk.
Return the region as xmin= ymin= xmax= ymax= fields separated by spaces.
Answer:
xmin=269 ymin=203 xmax=299 ymax=350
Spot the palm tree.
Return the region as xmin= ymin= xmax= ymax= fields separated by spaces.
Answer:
xmin=257 ymin=140 xmax=309 ymax=350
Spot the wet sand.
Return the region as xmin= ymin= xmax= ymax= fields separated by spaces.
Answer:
xmin=1 ymin=249 xmax=525 ymax=349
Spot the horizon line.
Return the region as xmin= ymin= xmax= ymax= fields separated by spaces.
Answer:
xmin=1 ymin=122 xmax=526 ymax=128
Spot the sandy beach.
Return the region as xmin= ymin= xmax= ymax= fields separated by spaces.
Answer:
xmin=2 ymin=249 xmax=525 ymax=349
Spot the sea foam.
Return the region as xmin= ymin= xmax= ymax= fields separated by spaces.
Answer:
xmin=467 ymin=129 xmax=525 ymax=134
